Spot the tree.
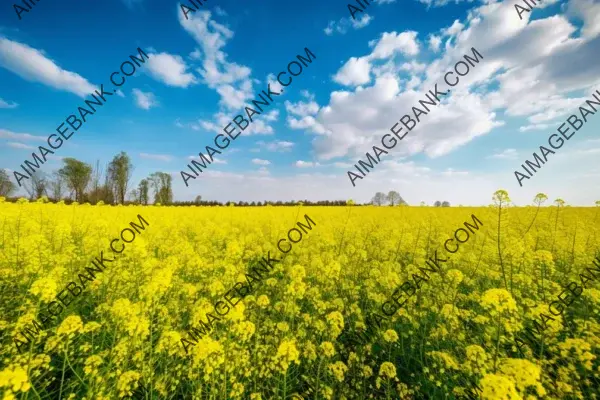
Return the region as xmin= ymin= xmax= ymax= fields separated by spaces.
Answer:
xmin=59 ymin=158 xmax=93 ymax=202
xmin=138 ymin=179 xmax=150 ymax=205
xmin=434 ymin=201 xmax=442 ymax=207
xmin=88 ymin=160 xmax=103 ymax=204
xmin=0 ymin=170 xmax=16 ymax=197
xmin=23 ymin=172 xmax=47 ymax=200
xmin=149 ymin=172 xmax=173 ymax=204
xmin=194 ymin=195 xmax=202 ymax=204
xmin=49 ymin=171 xmax=66 ymax=200
xmin=442 ymin=201 xmax=450 ymax=207
xmin=107 ymin=152 xmax=133 ymax=204
xmin=386 ymin=191 xmax=403 ymax=206
xmin=372 ymin=192 xmax=387 ymax=206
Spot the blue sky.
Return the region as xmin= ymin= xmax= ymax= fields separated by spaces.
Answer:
xmin=1 ymin=0 xmax=599 ymax=205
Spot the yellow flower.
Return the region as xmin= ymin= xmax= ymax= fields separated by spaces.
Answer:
xmin=275 ymin=339 xmax=300 ymax=372
xmin=383 ymin=329 xmax=399 ymax=343
xmin=326 ymin=311 xmax=344 ymax=338
xmin=277 ymin=322 xmax=290 ymax=332
xmin=480 ymin=373 xmax=521 ymax=400
xmin=83 ymin=355 xmax=103 ymax=376
xmin=257 ymin=295 xmax=270 ymax=307
xmin=117 ymin=371 xmax=141 ymax=398
xmin=319 ymin=341 xmax=336 ymax=358
xmin=480 ymin=289 xmax=518 ymax=315
xmin=328 ymin=361 xmax=348 ymax=383
xmin=28 ymin=278 xmax=59 ymax=302
xmin=379 ymin=362 xmax=396 ymax=379
xmin=0 ymin=366 xmax=31 ymax=393
xmin=57 ymin=315 xmax=84 ymax=337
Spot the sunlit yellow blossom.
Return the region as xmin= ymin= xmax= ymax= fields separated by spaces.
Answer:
xmin=57 ymin=315 xmax=84 ymax=337
xmin=328 ymin=361 xmax=348 ymax=383
xmin=319 ymin=341 xmax=336 ymax=358
xmin=379 ymin=362 xmax=396 ymax=379
xmin=383 ymin=329 xmax=399 ymax=343
xmin=480 ymin=373 xmax=521 ymax=400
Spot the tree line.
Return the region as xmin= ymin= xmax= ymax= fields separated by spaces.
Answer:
xmin=0 ymin=153 xmax=172 ymax=205
xmin=0 ymin=152 xmax=363 ymax=206
xmin=0 ymin=154 xmax=456 ymax=207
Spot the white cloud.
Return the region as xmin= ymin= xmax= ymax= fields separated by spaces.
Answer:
xmin=179 ymin=10 xmax=253 ymax=109
xmin=0 ymin=37 xmax=97 ymax=98
xmin=333 ymin=31 xmax=420 ymax=87
xmin=568 ymin=0 xmax=600 ymax=39
xmin=132 ymin=89 xmax=159 ymax=110
xmin=368 ymin=31 xmax=420 ymax=59
xmin=488 ymin=148 xmax=519 ymax=159
xmin=255 ymin=140 xmax=295 ymax=152
xmin=140 ymin=153 xmax=172 ymax=162
xmin=252 ymin=158 xmax=271 ymax=166
xmin=324 ymin=14 xmax=373 ymax=36
xmin=291 ymin=0 xmax=600 ymax=171
xmin=0 ymin=97 xmax=18 ymax=109
xmin=187 ymin=155 xmax=226 ymax=164
xmin=417 ymin=0 xmax=477 ymax=8
xmin=145 ymin=52 xmax=197 ymax=87
xmin=295 ymin=160 xmax=320 ymax=168
xmin=6 ymin=142 xmax=35 ymax=150
xmin=285 ymin=99 xmax=320 ymax=118
xmin=0 ymin=129 xmax=45 ymax=142
xmin=429 ymin=34 xmax=442 ymax=52
xmin=333 ymin=57 xmax=372 ymax=86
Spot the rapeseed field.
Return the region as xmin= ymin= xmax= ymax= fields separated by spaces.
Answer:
xmin=1 ymin=194 xmax=599 ymax=399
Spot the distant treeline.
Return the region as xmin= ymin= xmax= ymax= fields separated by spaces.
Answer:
xmin=0 ymin=196 xmax=364 ymax=207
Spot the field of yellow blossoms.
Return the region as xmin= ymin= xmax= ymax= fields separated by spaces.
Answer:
xmin=1 ymin=193 xmax=599 ymax=400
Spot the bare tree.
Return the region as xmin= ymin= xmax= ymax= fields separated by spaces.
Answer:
xmin=372 ymin=192 xmax=387 ymax=206
xmin=0 ymin=170 xmax=16 ymax=197
xmin=149 ymin=172 xmax=173 ymax=204
xmin=48 ymin=171 xmax=66 ymax=200
xmin=194 ymin=195 xmax=202 ymax=204
xmin=108 ymin=152 xmax=133 ymax=204
xmin=23 ymin=172 xmax=47 ymax=200
xmin=59 ymin=158 xmax=92 ymax=202
xmin=387 ymin=191 xmax=402 ymax=206
xmin=88 ymin=160 xmax=103 ymax=204
xmin=138 ymin=179 xmax=150 ymax=205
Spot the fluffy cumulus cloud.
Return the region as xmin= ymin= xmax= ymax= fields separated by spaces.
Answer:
xmin=144 ymin=52 xmax=196 ymax=87
xmin=333 ymin=31 xmax=420 ymax=86
xmin=132 ymin=89 xmax=159 ymax=110
xmin=0 ymin=37 xmax=96 ymax=97
xmin=287 ymin=0 xmax=600 ymax=170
